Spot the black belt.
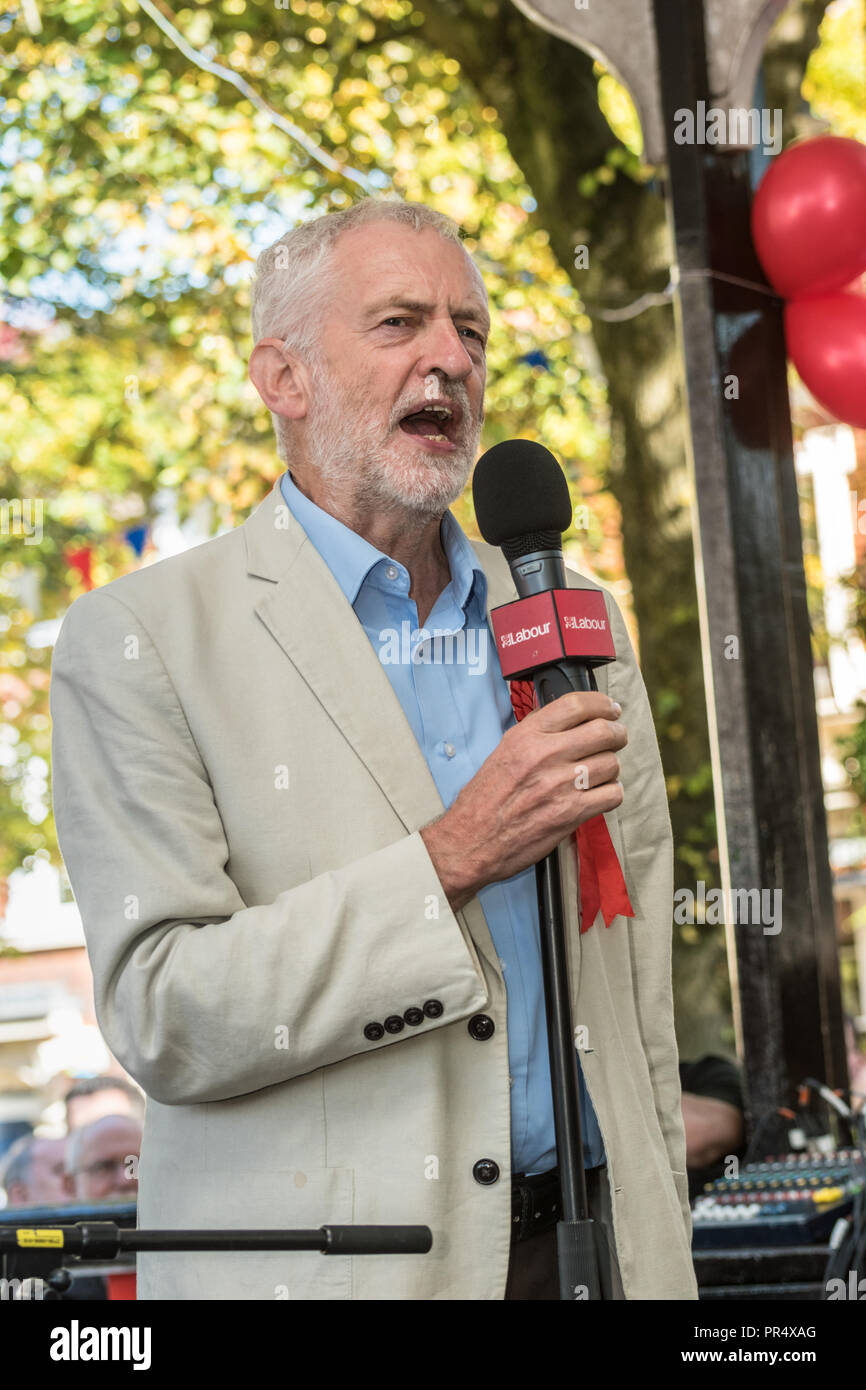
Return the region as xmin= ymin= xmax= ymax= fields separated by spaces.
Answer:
xmin=511 ymin=1164 xmax=605 ymax=1244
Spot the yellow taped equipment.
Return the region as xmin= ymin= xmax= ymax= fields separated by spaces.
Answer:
xmin=16 ymin=1228 xmax=65 ymax=1248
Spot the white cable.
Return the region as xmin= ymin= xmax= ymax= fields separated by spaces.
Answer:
xmin=135 ymin=0 xmax=384 ymax=195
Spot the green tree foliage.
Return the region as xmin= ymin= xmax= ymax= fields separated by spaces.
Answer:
xmin=0 ymin=0 xmax=619 ymax=875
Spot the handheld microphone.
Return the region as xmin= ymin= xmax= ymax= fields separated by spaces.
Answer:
xmin=472 ymin=439 xmax=616 ymax=701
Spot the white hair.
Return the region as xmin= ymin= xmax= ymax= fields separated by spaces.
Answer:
xmin=250 ymin=196 xmax=481 ymax=462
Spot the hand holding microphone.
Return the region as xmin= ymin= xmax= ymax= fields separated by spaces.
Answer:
xmin=421 ymin=438 xmax=627 ymax=915
xmin=421 ymin=690 xmax=626 ymax=913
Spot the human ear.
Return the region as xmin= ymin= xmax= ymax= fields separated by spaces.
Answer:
xmin=248 ymin=339 xmax=310 ymax=421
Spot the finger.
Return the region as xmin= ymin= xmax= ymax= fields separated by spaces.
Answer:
xmin=545 ymin=716 xmax=628 ymax=764
xmin=569 ymin=750 xmax=621 ymax=794
xmin=572 ymin=781 xmax=625 ymax=823
xmin=531 ymin=690 xmax=621 ymax=733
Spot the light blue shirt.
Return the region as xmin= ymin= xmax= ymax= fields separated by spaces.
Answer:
xmin=279 ymin=468 xmax=605 ymax=1174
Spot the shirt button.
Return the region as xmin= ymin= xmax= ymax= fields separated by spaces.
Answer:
xmin=385 ymin=564 xmax=399 ymax=580
xmin=443 ymin=742 xmax=456 ymax=758
xmin=473 ymin=1159 xmax=500 ymax=1185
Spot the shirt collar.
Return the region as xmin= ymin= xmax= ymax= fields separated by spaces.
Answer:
xmin=279 ymin=468 xmax=487 ymax=615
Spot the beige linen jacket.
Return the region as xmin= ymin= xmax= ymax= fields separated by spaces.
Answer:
xmin=49 ymin=474 xmax=698 ymax=1300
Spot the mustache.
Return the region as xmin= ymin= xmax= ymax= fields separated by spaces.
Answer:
xmin=307 ymin=375 xmax=483 ymax=438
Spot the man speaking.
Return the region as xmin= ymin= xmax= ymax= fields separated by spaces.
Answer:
xmin=49 ymin=197 xmax=698 ymax=1300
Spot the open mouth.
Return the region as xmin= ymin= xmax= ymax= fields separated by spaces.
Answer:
xmin=398 ymin=401 xmax=462 ymax=447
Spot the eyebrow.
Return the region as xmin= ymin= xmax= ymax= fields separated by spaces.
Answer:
xmin=362 ymin=295 xmax=491 ymax=334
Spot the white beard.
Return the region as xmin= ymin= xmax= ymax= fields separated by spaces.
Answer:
xmin=301 ymin=361 xmax=483 ymax=518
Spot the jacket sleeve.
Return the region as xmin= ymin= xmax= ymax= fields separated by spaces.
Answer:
xmin=49 ymin=588 xmax=489 ymax=1106
xmin=604 ymin=590 xmax=692 ymax=1234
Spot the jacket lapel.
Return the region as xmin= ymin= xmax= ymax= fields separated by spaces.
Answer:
xmin=244 ymin=478 xmax=447 ymax=834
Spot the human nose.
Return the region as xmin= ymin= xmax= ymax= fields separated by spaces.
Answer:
xmin=415 ymin=315 xmax=475 ymax=382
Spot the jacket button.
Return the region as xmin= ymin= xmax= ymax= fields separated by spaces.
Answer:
xmin=422 ymin=999 xmax=444 ymax=1019
xmin=403 ymin=1007 xmax=424 ymax=1026
xmin=473 ymin=1159 xmax=500 ymax=1185
xmin=468 ymin=1013 xmax=495 ymax=1041
xmin=384 ymin=1015 xmax=404 ymax=1034
xmin=363 ymin=1022 xmax=384 ymax=1041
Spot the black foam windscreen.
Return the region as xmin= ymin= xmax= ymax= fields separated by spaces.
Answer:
xmin=472 ymin=439 xmax=572 ymax=548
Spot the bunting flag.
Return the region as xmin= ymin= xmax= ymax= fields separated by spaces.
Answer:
xmin=63 ymin=544 xmax=94 ymax=591
xmin=62 ymin=523 xmax=153 ymax=594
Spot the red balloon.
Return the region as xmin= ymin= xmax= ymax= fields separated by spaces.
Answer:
xmin=785 ymin=292 xmax=866 ymax=429
xmin=751 ymin=135 xmax=866 ymax=299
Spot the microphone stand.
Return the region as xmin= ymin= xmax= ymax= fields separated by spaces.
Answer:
xmin=533 ymin=659 xmax=613 ymax=1301
xmin=0 ymin=1212 xmax=432 ymax=1297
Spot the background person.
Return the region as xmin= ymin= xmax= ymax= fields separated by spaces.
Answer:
xmin=0 ymin=1133 xmax=68 ymax=1209
xmin=63 ymin=1114 xmax=142 ymax=1204
xmin=64 ymin=1074 xmax=146 ymax=1132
